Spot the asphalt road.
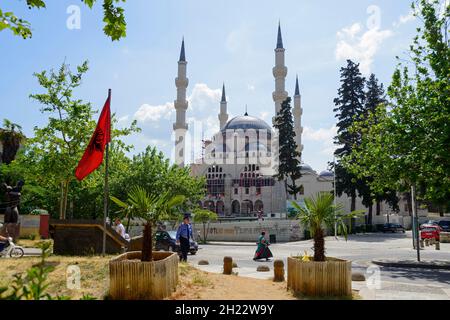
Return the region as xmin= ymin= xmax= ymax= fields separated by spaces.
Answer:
xmin=188 ymin=231 xmax=450 ymax=300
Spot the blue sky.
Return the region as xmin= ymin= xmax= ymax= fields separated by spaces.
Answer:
xmin=0 ymin=0 xmax=421 ymax=171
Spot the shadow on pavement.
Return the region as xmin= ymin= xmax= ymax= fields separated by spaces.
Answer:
xmin=342 ymin=233 xmax=410 ymax=243
xmin=381 ymin=266 xmax=450 ymax=285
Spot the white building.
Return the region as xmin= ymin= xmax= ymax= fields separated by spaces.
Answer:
xmin=173 ymin=24 xmax=415 ymax=224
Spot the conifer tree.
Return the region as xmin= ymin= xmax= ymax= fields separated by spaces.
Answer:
xmin=332 ymin=60 xmax=366 ymax=228
xmin=274 ymin=97 xmax=302 ymax=200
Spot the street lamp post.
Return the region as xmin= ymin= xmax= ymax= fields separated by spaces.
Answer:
xmin=411 ymin=184 xmax=420 ymax=262
xmin=333 ymin=155 xmax=337 ymax=238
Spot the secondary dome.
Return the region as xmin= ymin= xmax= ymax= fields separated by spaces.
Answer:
xmin=221 ymin=114 xmax=272 ymax=132
xmin=319 ymin=170 xmax=334 ymax=177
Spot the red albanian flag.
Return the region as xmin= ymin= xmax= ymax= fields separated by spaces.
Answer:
xmin=75 ymin=93 xmax=111 ymax=181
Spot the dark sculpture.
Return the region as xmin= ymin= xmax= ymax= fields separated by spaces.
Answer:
xmin=1 ymin=181 xmax=24 ymax=239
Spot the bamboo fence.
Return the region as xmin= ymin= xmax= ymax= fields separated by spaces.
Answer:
xmin=287 ymin=256 xmax=352 ymax=297
xmin=109 ymin=251 xmax=178 ymax=300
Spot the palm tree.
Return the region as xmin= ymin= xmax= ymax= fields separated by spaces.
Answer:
xmin=193 ymin=208 xmax=218 ymax=244
xmin=111 ymin=186 xmax=185 ymax=262
xmin=292 ymin=192 xmax=363 ymax=261
xmin=1 ymin=119 xmax=24 ymax=164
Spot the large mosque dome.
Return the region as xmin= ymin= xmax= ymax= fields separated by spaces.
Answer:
xmin=221 ymin=114 xmax=272 ymax=132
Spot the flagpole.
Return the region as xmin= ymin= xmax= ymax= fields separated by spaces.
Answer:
xmin=102 ymin=89 xmax=111 ymax=256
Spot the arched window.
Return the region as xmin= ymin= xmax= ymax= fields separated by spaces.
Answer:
xmin=241 ymin=200 xmax=253 ymax=216
xmin=255 ymin=200 xmax=264 ymax=213
xmin=231 ymin=200 xmax=240 ymax=214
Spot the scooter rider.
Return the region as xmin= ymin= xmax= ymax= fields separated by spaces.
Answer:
xmin=0 ymin=235 xmax=9 ymax=252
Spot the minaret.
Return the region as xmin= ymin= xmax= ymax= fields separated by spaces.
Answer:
xmin=173 ymin=38 xmax=189 ymax=167
xmin=272 ymin=22 xmax=288 ymax=124
xmin=293 ymin=75 xmax=304 ymax=159
xmin=218 ymin=83 xmax=228 ymax=129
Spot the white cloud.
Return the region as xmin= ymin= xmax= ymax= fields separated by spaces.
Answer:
xmin=188 ymin=83 xmax=221 ymax=111
xmin=303 ymin=125 xmax=337 ymax=142
xmin=226 ymin=24 xmax=253 ymax=54
xmin=118 ymin=115 xmax=129 ymax=123
xmin=393 ymin=10 xmax=416 ymax=27
xmin=303 ymin=125 xmax=337 ymax=157
xmin=247 ymin=84 xmax=255 ymax=91
xmin=335 ymin=23 xmax=393 ymax=75
xmin=259 ymin=111 xmax=269 ymax=121
xmin=134 ymin=102 xmax=174 ymax=122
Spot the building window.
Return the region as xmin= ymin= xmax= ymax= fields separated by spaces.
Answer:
xmin=234 ymin=188 xmax=238 ymax=195
xmin=256 ymin=187 xmax=261 ymax=194
xmin=245 ymin=188 xmax=249 ymax=195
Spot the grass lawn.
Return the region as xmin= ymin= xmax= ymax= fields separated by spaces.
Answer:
xmin=0 ymin=254 xmax=112 ymax=299
xmin=0 ymin=253 xmax=359 ymax=300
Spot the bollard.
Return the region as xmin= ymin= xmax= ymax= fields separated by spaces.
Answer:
xmin=420 ymin=239 xmax=425 ymax=248
xmin=273 ymin=260 xmax=285 ymax=282
xmin=425 ymin=239 xmax=429 ymax=246
xmin=223 ymin=256 xmax=233 ymax=275
xmin=435 ymin=241 xmax=440 ymax=250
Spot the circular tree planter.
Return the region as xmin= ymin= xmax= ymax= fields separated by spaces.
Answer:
xmin=287 ymin=256 xmax=351 ymax=297
xmin=109 ymin=251 xmax=178 ymax=300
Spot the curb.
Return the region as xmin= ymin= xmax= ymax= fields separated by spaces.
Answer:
xmin=207 ymin=242 xmax=255 ymax=247
xmin=372 ymin=260 xmax=450 ymax=270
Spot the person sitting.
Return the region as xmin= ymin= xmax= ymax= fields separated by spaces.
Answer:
xmin=0 ymin=235 xmax=9 ymax=252
xmin=113 ymin=218 xmax=130 ymax=241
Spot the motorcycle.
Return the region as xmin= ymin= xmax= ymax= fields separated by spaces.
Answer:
xmin=0 ymin=237 xmax=25 ymax=258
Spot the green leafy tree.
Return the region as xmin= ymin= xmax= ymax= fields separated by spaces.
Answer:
xmin=273 ymin=97 xmax=302 ymax=200
xmin=2 ymin=61 xmax=139 ymax=219
xmin=0 ymin=0 xmax=126 ymax=41
xmin=332 ymin=60 xmax=366 ymax=215
xmin=292 ymin=192 xmax=363 ymax=262
xmin=113 ymin=146 xmax=206 ymax=212
xmin=193 ymin=208 xmax=218 ymax=244
xmin=358 ymin=74 xmax=399 ymax=224
xmin=0 ymin=119 xmax=25 ymax=164
xmin=111 ymin=186 xmax=185 ymax=262
xmin=343 ymin=0 xmax=450 ymax=216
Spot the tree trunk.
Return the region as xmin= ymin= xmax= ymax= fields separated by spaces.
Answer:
xmin=142 ymin=222 xmax=153 ymax=262
xmin=59 ymin=181 xmax=69 ymax=220
xmin=203 ymin=222 xmax=207 ymax=244
xmin=367 ymin=205 xmax=373 ymax=226
xmin=291 ymin=178 xmax=298 ymax=200
xmin=376 ymin=200 xmax=381 ymax=216
xmin=126 ymin=215 xmax=131 ymax=234
xmin=350 ymin=195 xmax=356 ymax=231
xmin=439 ymin=205 xmax=444 ymax=217
xmin=313 ymin=228 xmax=325 ymax=262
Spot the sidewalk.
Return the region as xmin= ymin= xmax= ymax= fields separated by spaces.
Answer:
xmin=208 ymin=241 xmax=255 ymax=246
xmin=191 ymin=261 xmax=450 ymax=300
xmin=354 ymin=280 xmax=450 ymax=300
xmin=372 ymin=259 xmax=450 ymax=270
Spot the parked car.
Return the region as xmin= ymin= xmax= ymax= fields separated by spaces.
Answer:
xmin=382 ymin=223 xmax=406 ymax=233
xmin=438 ymin=220 xmax=450 ymax=232
xmin=420 ymin=226 xmax=441 ymax=241
xmin=419 ymin=220 xmax=439 ymax=229
xmin=155 ymin=230 xmax=199 ymax=255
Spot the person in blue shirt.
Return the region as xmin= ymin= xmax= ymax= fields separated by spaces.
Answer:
xmin=176 ymin=214 xmax=193 ymax=262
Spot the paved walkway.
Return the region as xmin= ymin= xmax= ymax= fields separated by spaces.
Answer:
xmin=189 ymin=233 xmax=450 ymax=300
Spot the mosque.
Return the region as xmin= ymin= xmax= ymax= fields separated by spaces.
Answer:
xmin=171 ymin=24 xmax=410 ymax=221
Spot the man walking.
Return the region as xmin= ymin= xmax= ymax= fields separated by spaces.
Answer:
xmin=176 ymin=214 xmax=192 ymax=262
